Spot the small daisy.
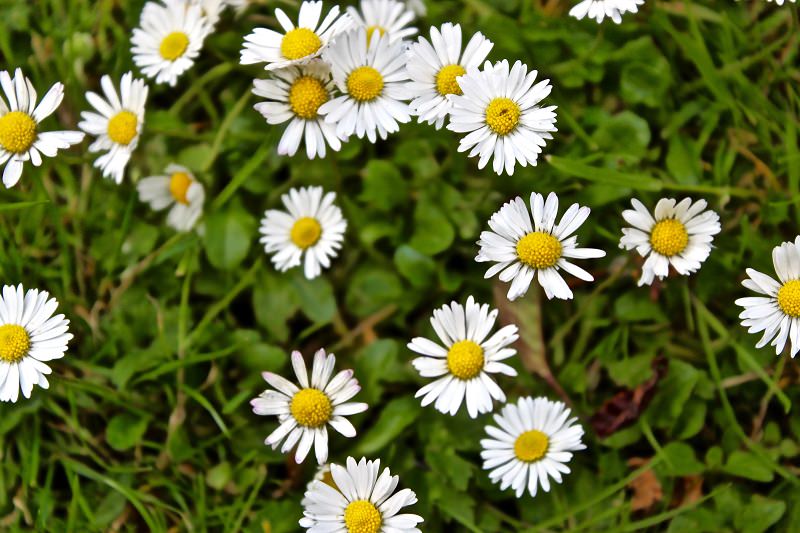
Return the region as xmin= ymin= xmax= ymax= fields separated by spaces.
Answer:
xmin=300 ymin=456 xmax=423 ymax=532
xmin=448 ymin=60 xmax=557 ymax=176
xmin=0 ymin=284 xmax=73 ymax=402
xmin=252 ymin=62 xmax=341 ymax=159
xmin=259 ymin=186 xmax=347 ymax=279
xmin=767 ymin=0 xmax=796 ymax=4
xmin=481 ymin=396 xmax=585 ymax=498
xmin=569 ymin=0 xmax=645 ymax=24
xmin=131 ymin=0 xmax=213 ymax=87
xmin=240 ymin=1 xmax=352 ymax=71
xmin=0 ymin=68 xmax=85 ymax=188
xmin=192 ymin=0 xmax=227 ymax=27
xmin=477 ymin=192 xmax=606 ymax=301
xmin=320 ymin=28 xmax=411 ymax=143
xmin=301 ymin=463 xmax=334 ymax=507
xmin=346 ymin=0 xmax=418 ymax=44
xmin=136 ymin=164 xmax=205 ymax=232
xmin=405 ymin=23 xmax=493 ymax=129
xmin=78 ymin=72 xmax=148 ymax=184
xmin=251 ymin=349 xmax=368 ymax=464
xmin=619 ymin=197 xmax=720 ymax=287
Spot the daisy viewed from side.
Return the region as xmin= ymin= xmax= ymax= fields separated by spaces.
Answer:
xmin=569 ymin=0 xmax=645 ymax=24
xmin=136 ymin=164 xmax=205 ymax=232
xmin=346 ymin=0 xmax=418 ymax=44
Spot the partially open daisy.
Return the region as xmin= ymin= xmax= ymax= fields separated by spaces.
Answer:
xmin=481 ymin=396 xmax=585 ymax=498
xmin=0 ymin=68 xmax=84 ymax=188
xmin=448 ymin=60 xmax=557 ymax=176
xmin=136 ymin=164 xmax=205 ymax=232
xmin=252 ymin=349 xmax=368 ymax=464
xmin=406 ymin=23 xmax=493 ymax=129
xmin=477 ymin=192 xmax=606 ymax=301
xmin=240 ymin=1 xmax=352 ymax=71
xmin=569 ymin=0 xmax=645 ymax=23
xmin=300 ymin=456 xmax=423 ymax=532
xmin=346 ymin=0 xmax=418 ymax=44
xmin=619 ymin=197 xmax=720 ymax=287
xmin=0 ymin=284 xmax=73 ymax=403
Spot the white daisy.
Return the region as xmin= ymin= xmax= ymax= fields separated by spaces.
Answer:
xmin=407 ymin=0 xmax=426 ymax=16
xmin=448 ymin=59 xmax=558 ymax=176
xmin=78 ymin=72 xmax=148 ymax=184
xmin=192 ymin=0 xmax=227 ymax=27
xmin=319 ymin=28 xmax=411 ymax=143
xmin=131 ymin=0 xmax=213 ymax=87
xmin=259 ymin=186 xmax=347 ymax=279
xmin=0 ymin=68 xmax=84 ymax=188
xmin=240 ymin=1 xmax=352 ymax=71
xmin=300 ymin=456 xmax=423 ymax=532
xmin=136 ymin=164 xmax=205 ymax=232
xmin=251 ymin=349 xmax=368 ymax=465
xmin=619 ymin=197 xmax=720 ymax=287
xmin=477 ymin=192 xmax=606 ymax=301
xmin=405 ymin=23 xmax=493 ymax=129
xmin=569 ymin=0 xmax=645 ymax=24
xmin=252 ymin=62 xmax=342 ymax=159
xmin=481 ymin=396 xmax=585 ymax=498
xmin=346 ymin=0 xmax=418 ymax=44
xmin=767 ymin=0 xmax=796 ymax=4
xmin=0 ymin=284 xmax=73 ymax=403
xmin=301 ymin=463 xmax=334 ymax=507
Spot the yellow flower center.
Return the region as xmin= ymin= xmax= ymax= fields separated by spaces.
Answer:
xmin=366 ymin=25 xmax=386 ymax=43
xmin=107 ymin=110 xmax=138 ymax=146
xmin=169 ymin=171 xmax=193 ymax=205
xmin=346 ymin=66 xmax=384 ymax=102
xmin=159 ymin=31 xmax=190 ymax=61
xmin=649 ymin=219 xmax=689 ymax=257
xmin=0 ymin=324 xmax=31 ymax=364
xmin=289 ymin=76 xmax=330 ymax=120
xmin=485 ymin=97 xmax=521 ymax=136
xmin=516 ymin=232 xmax=562 ymax=269
xmin=344 ymin=500 xmax=382 ymax=533
xmin=778 ymin=279 xmax=800 ymax=318
xmin=446 ymin=340 xmax=484 ymax=380
xmin=435 ymin=64 xmax=466 ymax=96
xmin=280 ymin=28 xmax=322 ymax=60
xmin=514 ymin=429 xmax=549 ymax=462
xmin=0 ymin=111 xmax=37 ymax=154
xmin=290 ymin=388 xmax=332 ymax=428
xmin=290 ymin=217 xmax=322 ymax=249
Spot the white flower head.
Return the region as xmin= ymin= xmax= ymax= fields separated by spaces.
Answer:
xmin=252 ymin=349 xmax=368 ymax=465
xmin=767 ymin=0 xmax=796 ymax=4
xmin=346 ymin=0 xmax=418 ymax=44
xmin=0 ymin=68 xmax=85 ymax=188
xmin=481 ymin=396 xmax=585 ymax=498
xmin=569 ymin=0 xmax=645 ymax=24
xmin=136 ymin=164 xmax=205 ymax=232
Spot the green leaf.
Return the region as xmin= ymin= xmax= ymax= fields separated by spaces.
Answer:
xmin=106 ymin=414 xmax=149 ymax=451
xmin=355 ymin=397 xmax=421 ymax=455
xmin=291 ymin=273 xmax=337 ymax=324
xmin=394 ymin=245 xmax=436 ymax=288
xmin=345 ymin=267 xmax=404 ymax=318
xmin=548 ymin=155 xmax=662 ymax=191
xmin=203 ymin=206 xmax=255 ymax=270
xmin=360 ymin=160 xmax=408 ymax=211
xmin=253 ymin=272 xmax=298 ymax=342
xmin=409 ymin=199 xmax=455 ymax=255
xmin=734 ymin=496 xmax=786 ymax=533
xmin=206 ymin=462 xmax=232 ymax=490
xmin=620 ymin=59 xmax=671 ymax=108
xmin=659 ymin=442 xmax=704 ymax=477
xmin=723 ymin=450 xmax=774 ymax=482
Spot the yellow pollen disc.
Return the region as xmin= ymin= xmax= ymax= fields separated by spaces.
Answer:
xmin=344 ymin=500 xmax=382 ymax=533
xmin=649 ymin=218 xmax=689 ymax=257
xmin=290 ymin=388 xmax=332 ymax=428
xmin=435 ymin=64 xmax=466 ymax=96
xmin=159 ymin=31 xmax=190 ymax=61
xmin=0 ymin=324 xmax=31 ymax=364
xmin=169 ymin=171 xmax=193 ymax=205
xmin=107 ymin=111 xmax=138 ymax=145
xmin=280 ymin=28 xmax=322 ymax=60
xmin=366 ymin=25 xmax=386 ymax=43
xmin=446 ymin=340 xmax=484 ymax=380
xmin=514 ymin=429 xmax=549 ymax=462
xmin=290 ymin=217 xmax=322 ymax=249
xmin=485 ymin=97 xmax=521 ymax=136
xmin=0 ymin=111 xmax=37 ymax=154
xmin=516 ymin=232 xmax=562 ymax=269
xmin=346 ymin=66 xmax=384 ymax=102
xmin=289 ymin=76 xmax=330 ymax=119
xmin=778 ymin=279 xmax=800 ymax=318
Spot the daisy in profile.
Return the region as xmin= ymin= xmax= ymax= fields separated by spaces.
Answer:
xmin=569 ymin=0 xmax=645 ymax=23
xmin=619 ymin=197 xmax=720 ymax=287
xmin=346 ymin=0 xmax=418 ymax=44
xmin=0 ymin=284 xmax=73 ymax=402
xmin=240 ymin=1 xmax=352 ymax=71
xmin=0 ymin=68 xmax=84 ymax=188
xmin=477 ymin=192 xmax=606 ymax=301
xmin=320 ymin=28 xmax=411 ymax=143
xmin=300 ymin=456 xmax=423 ymax=532
xmin=260 ymin=186 xmax=347 ymax=279
xmin=78 ymin=72 xmax=148 ymax=184
xmin=131 ymin=0 xmax=213 ymax=86
xmin=251 ymin=349 xmax=368 ymax=464
xmin=136 ymin=164 xmax=205 ymax=232
xmin=252 ymin=62 xmax=341 ymax=159
xmin=406 ymin=23 xmax=493 ymax=129
xmin=448 ymin=60 xmax=557 ymax=176
xmin=481 ymin=396 xmax=585 ymax=498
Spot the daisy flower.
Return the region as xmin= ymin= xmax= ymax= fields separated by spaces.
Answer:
xmin=252 ymin=62 xmax=341 ymax=159
xmin=409 ymin=296 xmax=519 ymax=418
xmin=131 ymin=0 xmax=213 ymax=87
xmin=619 ymin=197 xmax=720 ymax=287
xmin=240 ymin=1 xmax=352 ymax=71
xmin=136 ymin=164 xmax=205 ymax=232
xmin=78 ymin=72 xmax=148 ymax=184
xmin=346 ymin=0 xmax=418 ymax=44
xmin=0 ymin=68 xmax=84 ymax=188
xmin=477 ymin=192 xmax=606 ymax=301
xmin=251 ymin=349 xmax=368 ymax=464
xmin=481 ymin=396 xmax=585 ymax=498
xmin=259 ymin=186 xmax=347 ymax=279
xmin=192 ymin=0 xmax=227 ymax=27
xmin=300 ymin=456 xmax=423 ymax=532
xmin=0 ymin=284 xmax=73 ymax=403
xmin=569 ymin=0 xmax=645 ymax=24
xmin=301 ymin=463 xmax=334 ymax=507
xmin=448 ymin=60 xmax=557 ymax=176
xmin=767 ymin=0 xmax=796 ymax=4
xmin=319 ymin=28 xmax=411 ymax=143
xmin=405 ymin=23 xmax=493 ymax=129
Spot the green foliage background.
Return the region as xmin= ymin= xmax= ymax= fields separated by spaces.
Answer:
xmin=1 ymin=0 xmax=799 ymax=531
